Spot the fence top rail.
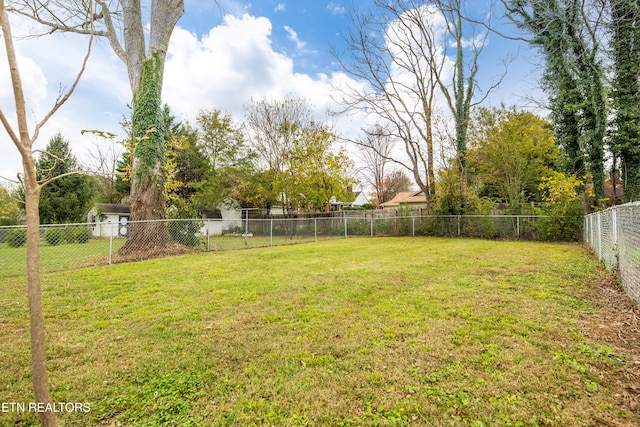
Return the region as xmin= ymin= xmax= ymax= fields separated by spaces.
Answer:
xmin=585 ymin=201 xmax=640 ymax=218
xmin=0 ymin=213 xmax=568 ymax=230
xmin=373 ymin=214 xmax=551 ymax=219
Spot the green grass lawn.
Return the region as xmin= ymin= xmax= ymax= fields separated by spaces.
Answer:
xmin=0 ymin=239 xmax=125 ymax=278
xmin=0 ymin=237 xmax=635 ymax=426
xmin=0 ymin=234 xmax=341 ymax=279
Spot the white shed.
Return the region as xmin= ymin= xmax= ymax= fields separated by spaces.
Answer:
xmin=87 ymin=204 xmax=130 ymax=238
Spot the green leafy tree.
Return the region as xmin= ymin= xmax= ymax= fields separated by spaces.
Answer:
xmin=244 ymin=97 xmax=316 ymax=212
xmin=160 ymin=106 xmax=208 ymax=208
xmin=193 ymin=109 xmax=257 ymax=209
xmin=467 ymin=106 xmax=559 ymax=210
xmin=535 ymin=171 xmax=585 ymax=241
xmin=168 ymin=123 xmax=206 ymax=205
xmin=280 ymin=125 xmax=356 ymax=211
xmin=35 ymin=133 xmax=97 ymax=224
xmin=0 ymin=184 xmax=20 ymax=225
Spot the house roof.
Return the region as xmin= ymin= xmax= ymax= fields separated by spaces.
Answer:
xmin=94 ymin=203 xmax=130 ymax=215
xmin=379 ymin=191 xmax=426 ymax=208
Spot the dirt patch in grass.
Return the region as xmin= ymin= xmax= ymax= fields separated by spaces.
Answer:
xmin=578 ymin=271 xmax=640 ymax=426
xmin=78 ymin=242 xmax=201 ymax=268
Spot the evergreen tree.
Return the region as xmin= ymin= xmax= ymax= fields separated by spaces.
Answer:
xmin=35 ymin=133 xmax=97 ymax=224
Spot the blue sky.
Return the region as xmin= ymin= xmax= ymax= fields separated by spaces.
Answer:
xmin=0 ymin=0 xmax=543 ymax=185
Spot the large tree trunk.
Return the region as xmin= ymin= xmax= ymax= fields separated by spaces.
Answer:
xmin=119 ymin=0 xmax=184 ymax=254
xmin=120 ymin=51 xmax=170 ymax=254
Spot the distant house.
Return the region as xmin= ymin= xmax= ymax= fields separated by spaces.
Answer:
xmin=345 ymin=191 xmax=372 ymax=208
xmin=605 ymin=173 xmax=624 ymax=206
xmin=379 ymin=191 xmax=428 ymax=210
xmin=329 ymin=191 xmax=373 ymax=211
xmin=87 ymin=203 xmax=130 ymax=238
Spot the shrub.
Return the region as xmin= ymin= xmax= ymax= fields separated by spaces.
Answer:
xmin=223 ymin=225 xmax=243 ymax=235
xmin=343 ymin=219 xmax=370 ymax=236
xmin=534 ymin=200 xmax=584 ymax=241
xmin=44 ymin=228 xmax=66 ymax=246
xmin=168 ymin=220 xmax=201 ymax=247
xmin=6 ymin=228 xmax=27 ymax=248
xmin=535 ymin=172 xmax=585 ymax=242
xmin=73 ymin=227 xmax=92 ymax=244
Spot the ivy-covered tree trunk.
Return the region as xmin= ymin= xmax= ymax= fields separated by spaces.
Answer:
xmin=120 ymin=52 xmax=170 ymax=254
xmin=117 ymin=0 xmax=184 ymax=254
xmin=550 ymin=73 xmax=585 ymax=179
xmin=610 ymin=0 xmax=640 ymax=202
xmin=579 ymin=54 xmax=607 ymax=206
xmin=506 ymin=0 xmax=607 ymax=208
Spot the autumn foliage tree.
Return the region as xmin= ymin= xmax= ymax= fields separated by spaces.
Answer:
xmin=467 ymin=106 xmax=559 ymax=210
xmin=282 ymin=125 xmax=355 ymax=211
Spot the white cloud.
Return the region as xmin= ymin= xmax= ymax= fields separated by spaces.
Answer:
xmin=274 ymin=3 xmax=286 ymax=12
xmin=163 ymin=13 xmax=365 ymax=131
xmin=283 ymin=25 xmax=306 ymax=50
xmin=327 ymin=2 xmax=346 ymax=15
xmin=1 ymin=12 xmax=370 ymax=182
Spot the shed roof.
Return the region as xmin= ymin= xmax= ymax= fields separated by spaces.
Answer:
xmin=94 ymin=203 xmax=130 ymax=215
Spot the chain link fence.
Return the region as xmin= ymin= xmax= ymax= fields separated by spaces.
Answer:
xmin=584 ymin=202 xmax=640 ymax=305
xmin=1 ymin=213 xmax=571 ymax=279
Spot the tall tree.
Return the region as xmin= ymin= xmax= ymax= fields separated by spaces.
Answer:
xmin=0 ymin=2 xmax=93 ymax=425
xmin=609 ymin=0 xmax=640 ymax=202
xmin=35 ymin=133 xmax=97 ymax=223
xmin=283 ymin=125 xmax=355 ymax=211
xmin=7 ymin=0 xmax=187 ymax=248
xmin=243 ymin=97 xmax=315 ymax=213
xmin=433 ymin=0 xmax=500 ymax=178
xmin=197 ymin=109 xmax=248 ymax=172
xmin=167 ymin=122 xmax=206 ymax=206
xmin=356 ymin=125 xmax=396 ymax=206
xmin=504 ymin=0 xmax=608 ymax=206
xmin=334 ymin=0 xmax=504 ymax=208
xmin=194 ymin=109 xmax=255 ymax=209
